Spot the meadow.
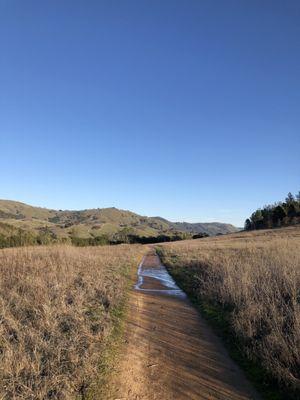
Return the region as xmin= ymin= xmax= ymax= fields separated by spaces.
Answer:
xmin=0 ymin=244 xmax=145 ymax=399
xmin=158 ymin=226 xmax=300 ymax=398
xmin=1 ymin=225 xmax=299 ymax=399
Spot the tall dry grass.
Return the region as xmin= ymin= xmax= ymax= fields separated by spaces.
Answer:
xmin=0 ymin=244 xmax=145 ymax=399
xmin=159 ymin=226 xmax=300 ymax=395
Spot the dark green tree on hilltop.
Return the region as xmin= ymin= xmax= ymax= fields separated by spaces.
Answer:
xmin=245 ymin=191 xmax=300 ymax=230
xmin=285 ymin=192 xmax=295 ymax=205
xmin=244 ymin=218 xmax=252 ymax=230
xmin=250 ymin=209 xmax=264 ymax=229
xmin=272 ymin=205 xmax=286 ymax=227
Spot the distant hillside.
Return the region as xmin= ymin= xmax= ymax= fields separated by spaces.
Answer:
xmin=0 ymin=200 xmax=238 ymax=246
xmin=171 ymin=221 xmax=238 ymax=236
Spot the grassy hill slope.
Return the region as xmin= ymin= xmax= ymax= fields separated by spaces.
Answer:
xmin=172 ymin=221 xmax=238 ymax=236
xmin=0 ymin=200 xmax=239 ymax=244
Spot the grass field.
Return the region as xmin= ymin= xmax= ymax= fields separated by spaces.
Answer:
xmin=158 ymin=226 xmax=300 ymax=398
xmin=0 ymin=244 xmax=145 ymax=399
xmin=1 ymin=226 xmax=299 ymax=399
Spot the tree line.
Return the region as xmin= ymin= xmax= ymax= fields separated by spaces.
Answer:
xmin=0 ymin=226 xmax=68 ymax=249
xmin=0 ymin=224 xmax=209 ymax=249
xmin=245 ymin=191 xmax=300 ymax=231
xmin=71 ymin=229 xmax=208 ymax=246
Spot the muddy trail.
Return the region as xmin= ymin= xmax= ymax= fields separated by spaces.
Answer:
xmin=109 ymin=250 xmax=260 ymax=400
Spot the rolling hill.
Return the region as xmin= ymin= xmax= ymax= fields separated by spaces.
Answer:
xmin=0 ymin=200 xmax=239 ymax=243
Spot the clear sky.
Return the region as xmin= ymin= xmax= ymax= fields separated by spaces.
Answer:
xmin=0 ymin=1 xmax=299 ymax=226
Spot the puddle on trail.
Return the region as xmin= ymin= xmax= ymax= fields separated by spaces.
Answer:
xmin=134 ymin=256 xmax=186 ymax=298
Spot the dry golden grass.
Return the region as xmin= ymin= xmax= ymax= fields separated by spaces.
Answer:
xmin=159 ymin=226 xmax=300 ymax=394
xmin=0 ymin=244 xmax=145 ymax=399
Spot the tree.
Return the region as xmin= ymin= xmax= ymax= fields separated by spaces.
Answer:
xmin=287 ymin=203 xmax=297 ymax=218
xmin=261 ymin=206 xmax=273 ymax=228
xmin=285 ymin=192 xmax=295 ymax=205
xmin=244 ymin=219 xmax=252 ymax=230
xmin=192 ymin=233 xmax=209 ymax=239
xmin=250 ymin=210 xmax=264 ymax=229
xmin=114 ymin=227 xmax=134 ymax=244
xmin=272 ymin=205 xmax=286 ymax=226
xmin=37 ymin=227 xmax=56 ymax=245
xmin=245 ymin=191 xmax=299 ymax=231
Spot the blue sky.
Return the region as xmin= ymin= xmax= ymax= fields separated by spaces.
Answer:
xmin=0 ymin=0 xmax=299 ymax=226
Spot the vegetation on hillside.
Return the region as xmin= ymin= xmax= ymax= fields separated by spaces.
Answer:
xmin=173 ymin=221 xmax=239 ymax=236
xmin=245 ymin=191 xmax=300 ymax=230
xmin=158 ymin=227 xmax=300 ymax=399
xmin=0 ymin=223 xmax=196 ymax=249
xmin=0 ymin=244 xmax=146 ymax=399
xmin=0 ymin=200 xmax=234 ymax=249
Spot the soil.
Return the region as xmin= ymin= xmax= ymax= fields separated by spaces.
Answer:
xmin=108 ymin=250 xmax=260 ymax=400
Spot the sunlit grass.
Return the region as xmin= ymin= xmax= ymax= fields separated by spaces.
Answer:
xmin=0 ymin=244 xmax=145 ymax=399
xmin=159 ymin=226 xmax=300 ymax=396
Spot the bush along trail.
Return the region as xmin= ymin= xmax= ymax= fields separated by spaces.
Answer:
xmin=109 ymin=249 xmax=260 ymax=400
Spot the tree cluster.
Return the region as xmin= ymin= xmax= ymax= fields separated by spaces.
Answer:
xmin=0 ymin=226 xmax=64 ymax=249
xmin=245 ymin=191 xmax=300 ymax=231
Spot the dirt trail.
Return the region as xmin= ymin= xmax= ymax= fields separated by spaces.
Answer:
xmin=109 ymin=250 xmax=260 ymax=400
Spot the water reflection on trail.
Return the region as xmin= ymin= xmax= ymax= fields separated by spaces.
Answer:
xmin=134 ymin=255 xmax=186 ymax=298
xmin=116 ymin=251 xmax=260 ymax=400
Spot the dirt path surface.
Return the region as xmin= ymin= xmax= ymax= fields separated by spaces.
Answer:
xmin=109 ymin=250 xmax=260 ymax=400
